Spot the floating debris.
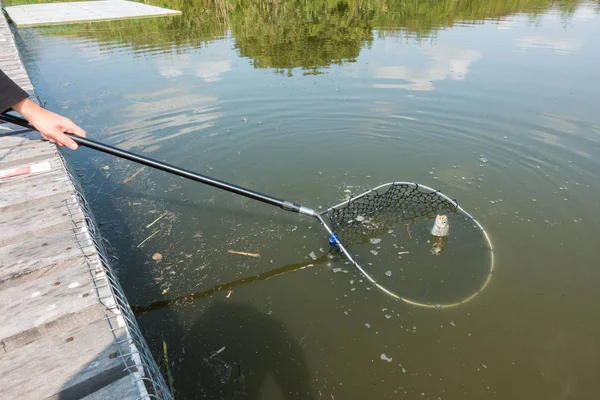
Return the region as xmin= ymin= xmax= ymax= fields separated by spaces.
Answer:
xmin=380 ymin=353 xmax=393 ymax=362
xmin=146 ymin=213 xmax=167 ymax=229
xmin=356 ymin=215 xmax=365 ymax=222
xmin=228 ymin=250 xmax=260 ymax=258
xmin=123 ymin=166 xmax=145 ymax=184
xmin=370 ymin=238 xmax=382 ymax=244
xmin=161 ymin=288 xmax=169 ymax=295
xmin=365 ymin=323 xmax=371 ymax=328
xmin=309 ymin=251 xmax=317 ymax=261
xmin=162 ymin=340 xmax=175 ymax=395
xmin=450 ymin=321 xmax=456 ymax=327
xmin=370 ymin=250 xmax=378 ymax=256
xmin=152 ymin=253 xmax=162 ymax=261
xmin=385 ymin=270 xmax=392 ymax=277
xmin=241 ymin=117 xmax=248 ymax=123
xmin=137 ymin=230 xmax=160 ymax=248
xmin=226 ymin=290 xmax=233 ymax=299
xmin=479 ymin=157 xmax=488 ymax=163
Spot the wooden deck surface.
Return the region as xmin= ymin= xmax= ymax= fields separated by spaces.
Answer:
xmin=5 ymin=0 xmax=181 ymax=27
xmin=0 ymin=7 xmax=146 ymax=400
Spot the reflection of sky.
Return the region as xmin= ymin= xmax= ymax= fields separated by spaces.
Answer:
xmin=109 ymin=87 xmax=221 ymax=153
xmin=371 ymin=46 xmax=481 ymax=91
xmin=515 ymin=36 xmax=583 ymax=54
xmin=510 ymin=4 xmax=599 ymax=54
xmin=354 ymin=3 xmax=599 ymax=93
xmin=157 ymin=43 xmax=233 ymax=81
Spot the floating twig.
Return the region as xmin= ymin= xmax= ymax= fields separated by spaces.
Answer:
xmin=406 ymin=224 xmax=413 ymax=240
xmin=207 ymin=346 xmax=226 ymax=360
xmin=123 ymin=167 xmax=145 ymax=184
xmin=146 ymin=213 xmax=167 ymax=228
xmin=398 ymin=251 xmax=410 ymax=255
xmin=228 ymin=250 xmax=260 ymax=258
xmin=137 ymin=230 xmax=160 ymax=248
xmin=162 ymin=339 xmax=175 ymax=396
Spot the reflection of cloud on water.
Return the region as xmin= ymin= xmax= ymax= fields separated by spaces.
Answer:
xmin=530 ymin=112 xmax=599 ymax=159
xmin=157 ymin=54 xmax=189 ymax=78
xmin=513 ymin=3 xmax=598 ymax=55
xmin=572 ymin=4 xmax=597 ymax=20
xmin=372 ymin=47 xmax=481 ymax=91
xmin=516 ymin=36 xmax=583 ymax=55
xmin=108 ymin=87 xmax=221 ymax=152
xmin=196 ymin=60 xmax=232 ymax=82
xmin=157 ymin=51 xmax=232 ymax=82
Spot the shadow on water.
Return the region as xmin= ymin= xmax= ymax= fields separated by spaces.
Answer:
xmin=157 ymin=300 xmax=316 ymax=400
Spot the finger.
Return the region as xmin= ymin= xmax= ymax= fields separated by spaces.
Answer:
xmin=53 ymin=130 xmax=78 ymax=150
xmin=40 ymin=134 xmax=57 ymax=143
xmin=63 ymin=120 xmax=87 ymax=138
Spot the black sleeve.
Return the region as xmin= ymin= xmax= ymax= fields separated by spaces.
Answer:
xmin=0 ymin=68 xmax=29 ymax=113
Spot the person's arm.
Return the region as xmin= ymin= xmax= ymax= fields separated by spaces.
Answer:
xmin=1 ymin=69 xmax=86 ymax=150
xmin=0 ymin=68 xmax=29 ymax=113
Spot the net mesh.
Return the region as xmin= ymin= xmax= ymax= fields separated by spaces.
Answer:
xmin=326 ymin=183 xmax=458 ymax=247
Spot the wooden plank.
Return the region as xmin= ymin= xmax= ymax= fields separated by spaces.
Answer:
xmin=81 ymin=375 xmax=142 ymax=400
xmin=0 ymin=228 xmax=95 ymax=290
xmin=0 ymin=317 xmax=136 ymax=400
xmin=0 ymin=169 xmax=73 ymax=211
xmin=0 ymin=264 xmax=105 ymax=352
xmin=0 ymin=195 xmax=81 ymax=247
xmin=0 ymin=138 xmax=56 ymax=168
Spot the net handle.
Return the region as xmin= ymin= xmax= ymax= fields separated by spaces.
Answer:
xmin=0 ymin=112 xmax=316 ymax=216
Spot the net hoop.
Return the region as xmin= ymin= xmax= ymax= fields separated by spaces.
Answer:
xmin=320 ymin=182 xmax=494 ymax=309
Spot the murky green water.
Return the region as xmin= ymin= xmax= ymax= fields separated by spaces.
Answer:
xmin=10 ymin=0 xmax=600 ymax=398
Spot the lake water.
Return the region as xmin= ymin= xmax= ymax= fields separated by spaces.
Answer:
xmin=10 ymin=0 xmax=600 ymax=399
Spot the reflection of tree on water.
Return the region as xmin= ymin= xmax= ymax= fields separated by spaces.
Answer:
xmin=229 ymin=0 xmax=374 ymax=76
xmin=32 ymin=0 xmax=587 ymax=74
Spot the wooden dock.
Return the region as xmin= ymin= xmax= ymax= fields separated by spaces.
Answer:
xmin=0 ymin=5 xmax=170 ymax=400
xmin=4 ymin=0 xmax=181 ymax=27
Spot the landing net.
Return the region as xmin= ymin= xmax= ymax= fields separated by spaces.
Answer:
xmin=322 ymin=182 xmax=494 ymax=308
